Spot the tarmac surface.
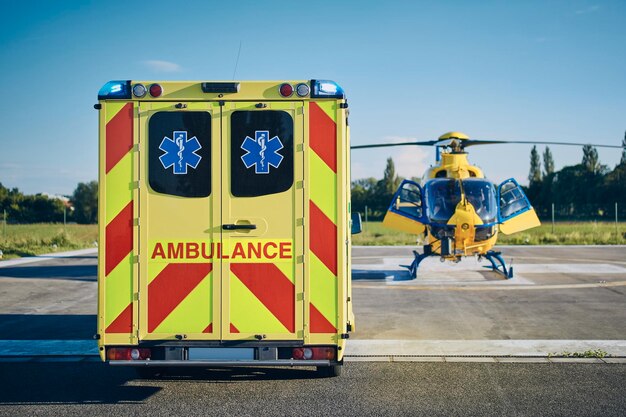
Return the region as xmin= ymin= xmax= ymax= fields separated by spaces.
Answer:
xmin=0 ymin=246 xmax=625 ymax=415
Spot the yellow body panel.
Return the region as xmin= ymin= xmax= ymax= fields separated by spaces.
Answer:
xmin=500 ymin=208 xmax=541 ymax=235
xmin=97 ymin=81 xmax=352 ymax=363
xmin=382 ymin=211 xmax=426 ymax=235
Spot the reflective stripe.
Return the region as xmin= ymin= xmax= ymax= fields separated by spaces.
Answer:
xmin=147 ymin=263 xmax=212 ymax=333
xmin=231 ymin=263 xmax=295 ymax=333
xmin=308 ymin=101 xmax=339 ymax=334
xmin=105 ymin=102 xmax=133 ymax=174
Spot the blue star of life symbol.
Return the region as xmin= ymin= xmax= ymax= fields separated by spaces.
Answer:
xmin=159 ymin=131 xmax=202 ymax=175
xmin=240 ymin=130 xmax=284 ymax=174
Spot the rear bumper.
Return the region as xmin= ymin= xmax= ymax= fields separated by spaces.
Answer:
xmin=109 ymin=359 xmax=334 ymax=367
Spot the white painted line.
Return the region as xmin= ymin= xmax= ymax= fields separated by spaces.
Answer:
xmin=345 ymin=340 xmax=626 ymax=357
xmin=0 ymin=248 xmax=97 ymax=268
xmin=0 ymin=340 xmax=99 ymax=356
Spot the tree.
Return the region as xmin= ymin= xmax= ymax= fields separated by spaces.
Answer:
xmin=621 ymin=131 xmax=626 ymax=165
xmin=380 ymin=157 xmax=400 ymax=195
xmin=542 ymin=147 xmax=554 ymax=177
xmin=72 ymin=181 xmax=98 ymax=224
xmin=528 ymin=145 xmax=541 ymax=185
xmin=582 ymin=145 xmax=600 ymax=174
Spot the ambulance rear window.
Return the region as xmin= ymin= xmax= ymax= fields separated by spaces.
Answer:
xmin=230 ymin=110 xmax=294 ymax=197
xmin=148 ymin=111 xmax=212 ymax=197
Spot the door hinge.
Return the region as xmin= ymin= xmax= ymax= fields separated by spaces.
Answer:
xmin=133 ymin=218 xmax=140 ymax=227
xmin=296 ymin=218 xmax=304 ymax=227
xmin=296 ymin=180 xmax=304 ymax=189
xmin=296 ymin=292 xmax=304 ymax=301
xmin=296 ymin=143 xmax=304 ymax=152
xmin=131 ymin=181 xmax=140 ymax=189
xmin=134 ymin=292 xmax=139 ymax=301
xmin=297 ymin=330 xmax=304 ymax=338
xmin=296 ymin=255 xmax=305 ymax=264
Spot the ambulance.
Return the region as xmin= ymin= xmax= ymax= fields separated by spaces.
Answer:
xmin=96 ymin=80 xmax=357 ymax=377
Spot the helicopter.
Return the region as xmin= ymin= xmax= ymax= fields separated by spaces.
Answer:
xmin=351 ymin=132 xmax=624 ymax=279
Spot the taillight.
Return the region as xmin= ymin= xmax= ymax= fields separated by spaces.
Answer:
xmin=292 ymin=346 xmax=335 ymax=360
xmin=107 ymin=347 xmax=151 ymax=360
xmin=149 ymin=83 xmax=163 ymax=97
xmin=279 ymin=83 xmax=293 ymax=97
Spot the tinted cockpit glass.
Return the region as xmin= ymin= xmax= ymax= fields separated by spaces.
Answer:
xmin=425 ymin=179 xmax=461 ymax=223
xmin=425 ymin=178 xmax=497 ymax=224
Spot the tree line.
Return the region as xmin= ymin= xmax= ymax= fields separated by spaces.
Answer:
xmin=0 ymin=181 xmax=98 ymax=224
xmin=526 ymin=135 xmax=626 ymax=220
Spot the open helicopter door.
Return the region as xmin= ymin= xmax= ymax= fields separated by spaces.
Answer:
xmin=498 ymin=178 xmax=541 ymax=234
xmin=382 ymin=179 xmax=427 ymax=234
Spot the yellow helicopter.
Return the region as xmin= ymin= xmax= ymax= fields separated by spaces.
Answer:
xmin=351 ymin=131 xmax=623 ymax=279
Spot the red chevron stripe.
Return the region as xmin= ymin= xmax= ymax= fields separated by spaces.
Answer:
xmin=309 ymin=201 xmax=337 ymax=275
xmin=148 ymin=263 xmax=212 ymax=333
xmin=105 ymin=201 xmax=133 ymax=276
xmin=309 ymin=102 xmax=337 ymax=173
xmin=105 ymin=303 xmax=132 ymax=333
xmin=230 ymin=323 xmax=240 ymax=333
xmin=203 ymin=323 xmax=213 ymax=333
xmin=230 ymin=263 xmax=295 ymax=333
xmin=310 ymin=303 xmax=336 ymax=333
xmin=105 ymin=102 xmax=133 ymax=174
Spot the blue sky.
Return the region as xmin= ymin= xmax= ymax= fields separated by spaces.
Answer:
xmin=1 ymin=0 xmax=624 ymax=195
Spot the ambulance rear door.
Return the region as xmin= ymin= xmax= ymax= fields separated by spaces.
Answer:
xmin=221 ymin=101 xmax=304 ymax=341
xmin=138 ymin=102 xmax=221 ymax=341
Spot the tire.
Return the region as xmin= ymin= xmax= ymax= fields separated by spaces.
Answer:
xmin=316 ymin=364 xmax=342 ymax=378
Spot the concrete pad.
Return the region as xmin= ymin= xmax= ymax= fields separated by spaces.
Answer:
xmin=602 ymin=358 xmax=626 ymax=364
xmin=444 ymin=357 xmax=497 ymax=363
xmin=548 ymin=358 xmax=605 ymax=364
xmin=495 ymin=357 xmax=551 ymax=363
xmin=345 ymin=340 xmax=626 ymax=357
xmin=0 ymin=248 xmax=97 ymax=268
xmin=391 ymin=356 xmax=445 ymax=362
xmin=0 ymin=340 xmax=99 ymax=356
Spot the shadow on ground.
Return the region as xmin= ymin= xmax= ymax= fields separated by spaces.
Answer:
xmin=0 ymin=314 xmax=96 ymax=339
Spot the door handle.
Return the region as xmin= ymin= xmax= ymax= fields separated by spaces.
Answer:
xmin=222 ymin=224 xmax=257 ymax=230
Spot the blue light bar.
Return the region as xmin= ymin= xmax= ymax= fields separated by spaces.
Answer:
xmin=98 ymin=80 xmax=132 ymax=100
xmin=310 ymin=80 xmax=345 ymax=99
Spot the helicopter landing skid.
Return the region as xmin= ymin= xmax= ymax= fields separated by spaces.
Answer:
xmin=403 ymin=250 xmax=432 ymax=279
xmin=483 ymin=251 xmax=513 ymax=279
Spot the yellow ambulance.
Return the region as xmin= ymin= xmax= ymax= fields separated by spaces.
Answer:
xmin=96 ymin=80 xmax=356 ymax=377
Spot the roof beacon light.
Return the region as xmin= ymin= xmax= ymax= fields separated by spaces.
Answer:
xmin=149 ymin=83 xmax=163 ymax=98
xmin=296 ymin=83 xmax=310 ymax=97
xmin=311 ymin=80 xmax=345 ymax=99
xmin=279 ymin=83 xmax=294 ymax=97
xmin=97 ymin=80 xmax=131 ymax=100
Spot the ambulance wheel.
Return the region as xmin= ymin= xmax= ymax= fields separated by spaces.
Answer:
xmin=134 ymin=366 xmax=165 ymax=379
xmin=316 ymin=364 xmax=342 ymax=378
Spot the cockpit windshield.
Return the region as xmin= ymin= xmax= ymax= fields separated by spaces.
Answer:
xmin=425 ymin=178 xmax=497 ymax=224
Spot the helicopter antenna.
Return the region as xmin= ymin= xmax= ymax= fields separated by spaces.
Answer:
xmin=232 ymin=41 xmax=242 ymax=80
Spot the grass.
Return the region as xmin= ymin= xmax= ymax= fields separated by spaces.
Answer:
xmin=0 ymin=223 xmax=98 ymax=260
xmin=353 ymin=221 xmax=626 ymax=246
xmin=0 ymin=221 xmax=624 ymax=259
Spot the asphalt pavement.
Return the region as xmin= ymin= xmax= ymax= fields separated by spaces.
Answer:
xmin=0 ymin=246 xmax=625 ymax=415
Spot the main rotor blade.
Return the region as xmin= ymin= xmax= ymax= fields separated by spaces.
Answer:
xmin=464 ymin=139 xmax=625 ymax=149
xmin=351 ymin=140 xmax=438 ymax=149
